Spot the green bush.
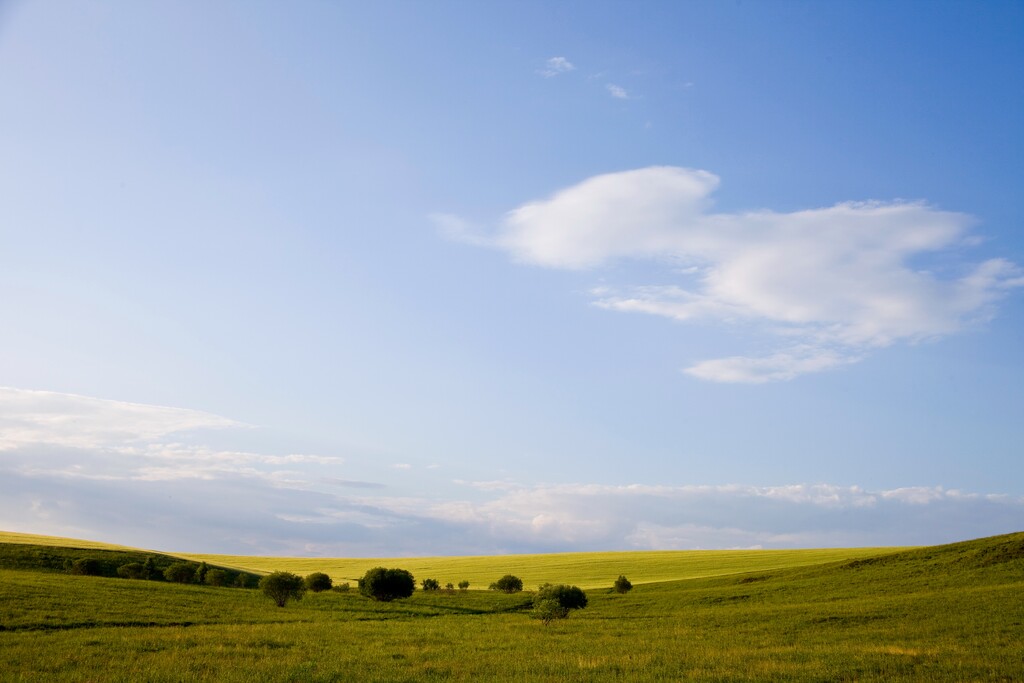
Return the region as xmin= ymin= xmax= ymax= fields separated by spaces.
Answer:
xmin=117 ymin=562 xmax=147 ymax=580
xmin=205 ymin=569 xmax=230 ymax=586
xmin=537 ymin=583 xmax=588 ymax=610
xmin=489 ymin=574 xmax=523 ymax=593
xmin=260 ymin=572 xmax=306 ymax=607
xmin=421 ymin=578 xmax=440 ymax=591
xmin=334 ymin=582 xmax=351 ymax=592
xmin=614 ymin=574 xmax=633 ymax=593
xmin=163 ymin=562 xmax=197 ymax=584
xmin=358 ymin=567 xmax=415 ymax=602
xmin=304 ymin=572 xmax=333 ymax=592
xmin=532 ymin=598 xmax=569 ymax=625
xmin=68 ymin=558 xmax=103 ymax=576
xmin=458 ymin=580 xmax=470 ymax=591
xmin=532 ymin=584 xmax=587 ymax=623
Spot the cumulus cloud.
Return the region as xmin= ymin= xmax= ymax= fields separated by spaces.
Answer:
xmin=539 ymin=56 xmax=575 ymax=77
xmin=456 ymin=167 xmax=1022 ymax=381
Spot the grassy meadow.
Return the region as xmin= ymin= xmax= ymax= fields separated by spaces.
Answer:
xmin=176 ymin=546 xmax=902 ymax=590
xmin=1 ymin=531 xmax=1022 ymax=681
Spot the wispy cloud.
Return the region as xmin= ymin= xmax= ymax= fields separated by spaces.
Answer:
xmin=445 ymin=167 xmax=1023 ymax=382
xmin=538 ymin=56 xmax=575 ymax=77
xmin=0 ymin=387 xmax=343 ymax=483
xmin=606 ymin=83 xmax=629 ymax=99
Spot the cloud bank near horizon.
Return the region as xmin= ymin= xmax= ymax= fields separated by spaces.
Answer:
xmin=2 ymin=387 xmax=1020 ymax=556
xmin=437 ymin=167 xmax=1023 ymax=382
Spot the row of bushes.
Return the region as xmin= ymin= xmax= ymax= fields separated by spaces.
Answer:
xmin=261 ymin=568 xmax=634 ymax=625
xmin=67 ymin=556 xmax=257 ymax=588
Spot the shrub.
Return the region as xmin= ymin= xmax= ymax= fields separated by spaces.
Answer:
xmin=458 ymin=580 xmax=470 ymax=591
xmin=531 ymin=584 xmax=587 ymax=623
xmin=143 ymin=556 xmax=159 ymax=580
xmin=537 ymin=583 xmax=588 ymax=610
xmin=195 ymin=562 xmax=209 ymax=585
xmin=334 ymin=582 xmax=351 ymax=592
xmin=260 ymin=572 xmax=306 ymax=607
xmin=304 ymin=572 xmax=333 ymax=592
xmin=205 ymin=569 xmax=230 ymax=586
xmin=164 ymin=562 xmax=197 ymax=584
xmin=614 ymin=575 xmax=633 ymax=594
xmin=117 ymin=562 xmax=147 ymax=580
xmin=68 ymin=558 xmax=103 ymax=576
xmin=532 ymin=598 xmax=569 ymax=625
xmin=489 ymin=574 xmax=524 ymax=593
xmin=445 ymin=582 xmax=454 ymax=591
xmin=359 ymin=567 xmax=415 ymax=602
xmin=421 ymin=578 xmax=440 ymax=591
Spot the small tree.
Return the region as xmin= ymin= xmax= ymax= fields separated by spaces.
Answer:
xmin=304 ymin=572 xmax=333 ymax=592
xmin=117 ymin=562 xmax=147 ymax=580
xmin=335 ymin=582 xmax=351 ymax=592
xmin=143 ymin=556 xmax=158 ymax=580
xmin=533 ymin=583 xmax=588 ymax=623
xmin=359 ymin=567 xmax=415 ymax=602
xmin=164 ymin=562 xmax=197 ymax=584
xmin=195 ymin=562 xmax=209 ymax=585
xmin=613 ymin=575 xmax=633 ymax=594
xmin=205 ymin=569 xmax=230 ymax=587
xmin=445 ymin=582 xmax=455 ymax=592
xmin=421 ymin=578 xmax=440 ymax=591
xmin=68 ymin=558 xmax=103 ymax=576
xmin=489 ymin=574 xmax=524 ymax=593
xmin=260 ymin=572 xmax=306 ymax=607
xmin=532 ymin=598 xmax=569 ymax=625
xmin=458 ymin=580 xmax=470 ymax=591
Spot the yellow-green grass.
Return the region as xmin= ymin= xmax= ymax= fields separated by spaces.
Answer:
xmin=177 ymin=546 xmax=905 ymax=589
xmin=2 ymin=532 xmax=1022 ymax=681
xmin=1 ymin=530 xmax=906 ymax=588
xmin=0 ymin=531 xmax=143 ymax=552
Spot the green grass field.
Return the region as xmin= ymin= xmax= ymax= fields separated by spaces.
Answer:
xmin=175 ymin=547 xmax=903 ymax=590
xmin=1 ymin=531 xmax=1022 ymax=681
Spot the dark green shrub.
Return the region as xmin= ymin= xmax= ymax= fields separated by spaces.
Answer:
xmin=458 ymin=580 xmax=470 ymax=590
xmin=195 ymin=562 xmax=209 ymax=584
xmin=421 ymin=578 xmax=440 ymax=591
xmin=532 ymin=584 xmax=587 ymax=623
xmin=260 ymin=572 xmax=306 ymax=607
xmin=445 ymin=582 xmax=454 ymax=591
xmin=143 ymin=556 xmax=159 ymax=580
xmin=164 ymin=562 xmax=197 ymax=584
xmin=334 ymin=582 xmax=351 ymax=592
xmin=537 ymin=583 xmax=588 ymax=610
xmin=304 ymin=572 xmax=333 ymax=592
xmin=117 ymin=562 xmax=147 ymax=579
xmin=205 ymin=569 xmax=230 ymax=586
xmin=358 ymin=567 xmax=415 ymax=602
xmin=489 ymin=574 xmax=523 ymax=593
xmin=68 ymin=558 xmax=102 ymax=576
xmin=614 ymin=575 xmax=633 ymax=593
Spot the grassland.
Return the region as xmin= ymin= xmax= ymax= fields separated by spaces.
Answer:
xmin=1 ymin=531 xmax=1022 ymax=681
xmin=176 ymin=547 xmax=902 ymax=589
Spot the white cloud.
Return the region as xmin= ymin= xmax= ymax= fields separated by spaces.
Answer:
xmin=462 ymin=166 xmax=1023 ymax=381
xmin=0 ymin=386 xmax=242 ymax=451
xmin=0 ymin=387 xmax=343 ymax=484
xmin=606 ymin=83 xmax=629 ymax=99
xmin=539 ymin=56 xmax=575 ymax=77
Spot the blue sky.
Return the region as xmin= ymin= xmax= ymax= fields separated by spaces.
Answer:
xmin=1 ymin=1 xmax=1022 ymax=556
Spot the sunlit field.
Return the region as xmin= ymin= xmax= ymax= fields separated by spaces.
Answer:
xmin=2 ymin=532 xmax=1022 ymax=681
xmin=177 ymin=546 xmax=901 ymax=590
